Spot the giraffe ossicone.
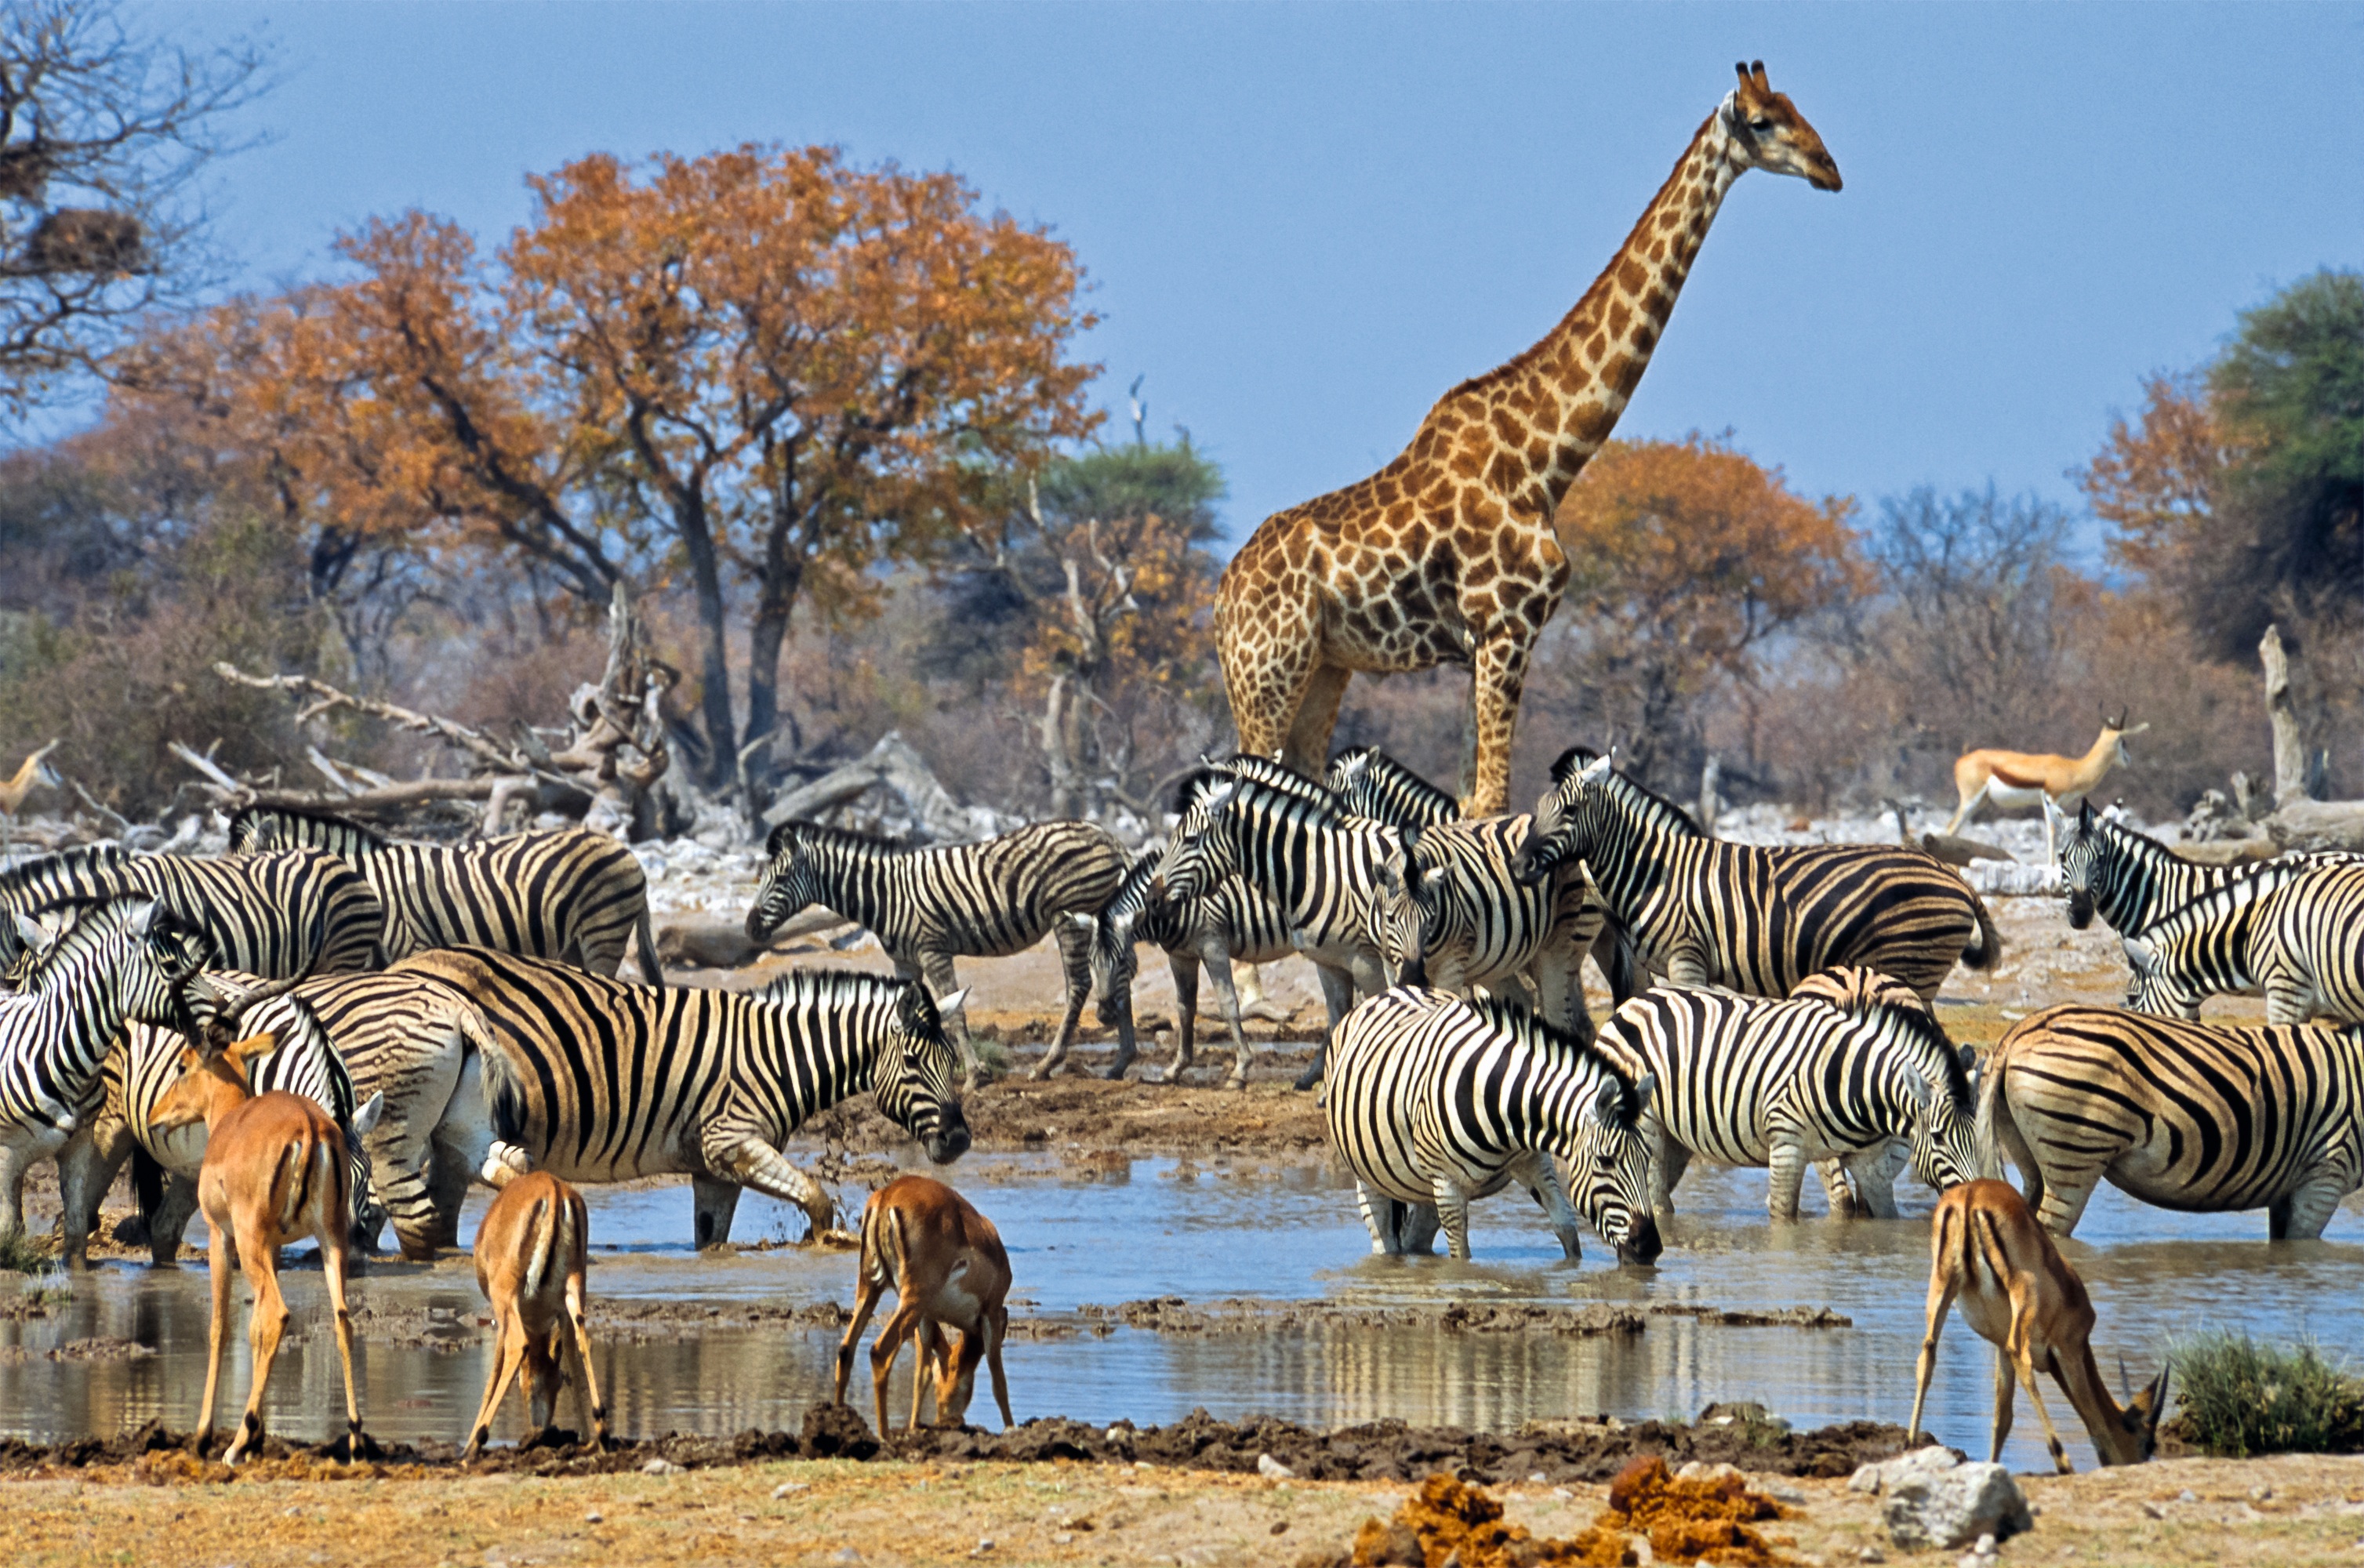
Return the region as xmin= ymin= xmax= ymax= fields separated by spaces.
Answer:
xmin=1214 ymin=62 xmax=1841 ymax=817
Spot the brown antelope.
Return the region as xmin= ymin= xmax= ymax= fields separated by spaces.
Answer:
xmin=834 ymin=1175 xmax=1013 ymax=1435
xmin=463 ymin=1170 xmax=607 ymax=1459
xmin=0 ymin=740 xmax=58 ymax=859
xmin=149 ymin=1033 xmax=368 ymax=1464
xmin=1944 ymin=710 xmax=2148 ymax=866
xmin=1908 ymin=1179 xmax=2166 ymax=1472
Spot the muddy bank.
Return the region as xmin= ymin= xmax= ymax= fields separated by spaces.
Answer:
xmin=0 ymin=1403 xmax=1920 ymax=1486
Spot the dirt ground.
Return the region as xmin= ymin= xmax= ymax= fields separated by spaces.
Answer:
xmin=13 ymin=1450 xmax=2364 ymax=1566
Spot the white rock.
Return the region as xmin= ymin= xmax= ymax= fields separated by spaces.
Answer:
xmin=1883 ymin=1461 xmax=2033 ymax=1551
xmin=773 ymin=1482 xmax=808 ymax=1499
xmin=583 ymin=1511 xmax=602 ymax=1524
xmin=1848 ymin=1446 xmax=1960 ymax=1495
xmin=641 ymin=1456 xmax=683 ymax=1475
xmin=1676 ymin=1461 xmax=1745 ymax=1487
xmin=1256 ymin=1453 xmax=1295 ymax=1479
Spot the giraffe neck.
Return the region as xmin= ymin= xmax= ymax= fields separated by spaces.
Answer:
xmin=1467 ymin=95 xmax=1750 ymax=519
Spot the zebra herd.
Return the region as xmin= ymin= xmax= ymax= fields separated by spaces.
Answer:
xmin=5 ymin=750 xmax=2364 ymax=1301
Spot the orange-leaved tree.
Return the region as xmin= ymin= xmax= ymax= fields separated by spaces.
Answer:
xmin=123 ymin=145 xmax=1100 ymax=789
xmin=1545 ymin=432 xmax=1865 ymax=786
xmin=2076 ymin=370 xmax=2232 ymax=586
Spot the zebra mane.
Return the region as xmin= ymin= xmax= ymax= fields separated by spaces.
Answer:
xmin=1204 ymin=771 xmax=1354 ymax=832
xmin=766 ymin=817 xmax=920 ymax=858
xmin=1325 ymin=746 xmax=1458 ymax=827
xmin=1593 ymin=764 xmax=1705 ymax=838
xmin=752 ymin=965 xmax=924 ymax=1015
xmin=1104 ymin=847 xmax=1164 ymax=924
xmin=2141 ymin=859 xmax=2308 ymax=938
xmin=1214 ymin=754 xmax=1345 ymax=809
xmin=227 ymin=802 xmax=391 ymax=853
xmin=1467 ymin=990 xmax=1643 ymax=1116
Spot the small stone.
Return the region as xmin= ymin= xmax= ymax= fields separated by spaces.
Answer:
xmin=2251 ymin=1485 xmax=2275 ymax=1502
xmin=970 ymin=1540 xmax=994 ymax=1557
xmin=1883 ymin=1461 xmax=2032 ymax=1551
xmin=1768 ymin=1485 xmax=1807 ymax=1505
xmin=832 ymin=1552 xmax=862 ymax=1566
xmin=583 ymin=1511 xmax=602 ymax=1524
xmin=1135 ymin=1460 xmax=1154 ymax=1471
xmin=1858 ymin=1550 xmax=1886 ymax=1564
xmin=641 ymin=1457 xmax=682 ymax=1475
xmin=2141 ymin=1502 xmax=2165 ymax=1519
xmin=1528 ymin=1471 xmax=1548 ymax=1484
xmin=1052 ymin=1533 xmax=1073 ymax=1545
xmin=773 ymin=1482 xmax=808 ymax=1499
xmin=1975 ymin=1534 xmax=1996 ymax=1554
xmin=1549 ymin=1487 xmax=1574 ymax=1501
xmin=2180 ymin=1490 xmax=2199 ymax=1504
xmin=1676 ymin=1461 xmax=1745 ymax=1486
xmin=1257 ymin=1453 xmax=1295 ymax=1480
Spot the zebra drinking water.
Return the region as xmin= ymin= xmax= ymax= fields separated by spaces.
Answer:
xmin=746 ymin=818 xmax=1125 ymax=1087
xmin=1592 ymin=967 xmax=1986 ymax=1221
xmin=1323 ymin=986 xmax=1661 ymax=1262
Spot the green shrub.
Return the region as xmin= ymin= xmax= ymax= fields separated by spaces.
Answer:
xmin=2171 ymin=1330 xmax=2364 ymax=1457
xmin=0 ymin=1230 xmax=53 ymax=1274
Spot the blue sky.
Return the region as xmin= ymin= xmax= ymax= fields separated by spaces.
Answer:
xmin=147 ymin=2 xmax=2364 ymax=546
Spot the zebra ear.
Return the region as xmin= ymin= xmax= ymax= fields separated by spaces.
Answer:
xmin=2123 ymin=935 xmax=2155 ymax=974
xmin=13 ymin=912 xmax=42 ymax=951
xmin=1581 ymin=752 xmax=1616 ymax=784
xmin=1548 ymin=746 xmax=1592 ymax=786
xmin=1067 ymin=912 xmax=1096 ymax=931
xmin=123 ymin=897 xmax=162 ymax=937
xmin=1420 ymin=866 xmax=1450 ymax=897
xmin=1959 ymin=1044 xmax=1977 ymax=1075
xmin=764 ymin=820 xmax=798 ymax=858
xmin=1629 ymin=1071 xmax=1655 ymax=1110
xmin=933 ymin=986 xmax=971 ymax=1016
xmin=351 ymin=1091 xmax=386 ymax=1139
xmin=1591 ymin=1076 xmax=1625 ymax=1127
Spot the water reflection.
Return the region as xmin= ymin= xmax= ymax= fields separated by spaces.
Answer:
xmin=8 ymin=1155 xmax=2360 ymax=1474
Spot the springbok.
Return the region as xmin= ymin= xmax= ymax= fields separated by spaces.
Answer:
xmin=1944 ymin=710 xmax=2148 ymax=866
xmin=833 ymin=1175 xmax=1013 ymax=1435
xmin=0 ymin=740 xmax=58 ymax=862
xmin=1908 ymin=1179 xmax=2166 ymax=1472
xmin=463 ymin=1170 xmax=607 ymax=1459
xmin=149 ymin=1032 xmax=378 ymax=1464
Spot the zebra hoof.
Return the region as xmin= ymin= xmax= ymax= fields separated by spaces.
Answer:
xmin=1222 ymin=1075 xmax=1247 ymax=1092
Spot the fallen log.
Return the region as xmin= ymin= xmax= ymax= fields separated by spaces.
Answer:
xmin=655 ymin=907 xmax=854 ymax=971
xmin=2264 ymin=800 xmax=2364 ymax=855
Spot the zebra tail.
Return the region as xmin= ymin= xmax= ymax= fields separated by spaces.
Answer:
xmin=523 ymin=1196 xmax=560 ymax=1301
xmin=1961 ymin=893 xmax=2003 ymax=972
xmin=1973 ymin=1043 xmax=2012 ymax=1184
xmin=465 ymin=1005 xmax=531 ymax=1147
xmin=130 ymin=1145 xmax=165 ymax=1231
xmin=637 ymin=904 xmax=664 ymax=991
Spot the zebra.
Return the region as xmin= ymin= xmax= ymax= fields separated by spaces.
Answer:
xmin=1323 ymin=985 xmax=1661 ymax=1263
xmin=1369 ymin=817 xmax=1607 ymax=1041
xmin=1157 ymin=771 xmax=1400 ymax=1091
xmin=0 ymin=898 xmax=216 ymax=1264
xmin=1086 ymin=828 xmax=1342 ymax=1089
xmin=1981 ymin=1003 xmax=2364 ymax=1239
xmin=1591 ymin=967 xmax=1986 ymax=1222
xmin=2057 ymin=798 xmax=2359 ymax=935
xmin=2116 ymin=862 xmax=2327 ymax=1019
xmin=398 ymin=946 xmax=970 ymax=1249
xmin=1512 ymin=749 xmax=2000 ymax=1004
xmin=746 ymin=818 xmax=1126 ymax=1087
xmin=229 ymin=804 xmax=661 ymax=986
xmin=2249 ymin=861 xmax=2364 ymax=1025
xmin=1324 ymin=746 xmax=1459 ymax=829
xmin=66 ymin=979 xmax=388 ymax=1266
xmin=0 ymin=843 xmax=384 ymax=977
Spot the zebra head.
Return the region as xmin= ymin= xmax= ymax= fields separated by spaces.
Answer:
xmin=1370 ymin=829 xmax=1448 ymax=987
xmin=871 ymin=979 xmax=973 ymax=1165
xmin=26 ymin=898 xmax=223 ymax=1038
xmin=1157 ymin=775 xmax=1240 ymax=902
xmin=1088 ymin=851 xmax=1163 ymax=1020
xmin=1512 ymin=748 xmax=1616 ymax=886
xmin=2059 ymin=799 xmax=2104 ymax=930
xmin=2121 ymin=934 xmax=2202 ymax=1020
xmin=1565 ymin=1070 xmax=1663 ymax=1266
xmin=746 ymin=821 xmax=826 ymax=942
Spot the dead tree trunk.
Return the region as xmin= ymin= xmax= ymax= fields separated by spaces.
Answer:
xmin=2262 ymin=623 xmax=2314 ymax=809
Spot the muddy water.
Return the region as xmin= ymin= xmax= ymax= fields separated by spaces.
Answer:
xmin=7 ymin=1154 xmax=2361 ymax=1474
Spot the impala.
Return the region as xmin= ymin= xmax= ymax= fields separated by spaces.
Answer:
xmin=150 ymin=1032 xmax=380 ymax=1464
xmin=1945 ymin=710 xmax=2148 ymax=865
xmin=1908 ymin=1179 xmax=2166 ymax=1472
xmin=834 ymin=1175 xmax=1014 ymax=1434
xmin=463 ymin=1170 xmax=607 ymax=1458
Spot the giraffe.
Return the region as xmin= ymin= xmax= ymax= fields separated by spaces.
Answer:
xmin=1215 ymin=63 xmax=1841 ymax=816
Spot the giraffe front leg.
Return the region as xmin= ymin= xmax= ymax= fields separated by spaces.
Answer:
xmin=1462 ymin=629 xmax=1538 ymax=818
xmin=1282 ymin=663 xmax=1353 ymax=779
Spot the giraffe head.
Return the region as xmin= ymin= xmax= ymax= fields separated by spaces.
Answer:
xmin=1725 ymin=61 xmax=1843 ymax=192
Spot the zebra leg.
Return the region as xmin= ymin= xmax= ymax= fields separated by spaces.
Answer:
xmin=1766 ymin=1139 xmax=1810 ymax=1222
xmin=1512 ymin=1150 xmax=1583 ymax=1261
xmin=692 ymin=1174 xmax=743 ymax=1250
xmin=147 ymin=1174 xmax=202 ymax=1267
xmin=2270 ymin=1173 xmax=2350 ymax=1241
xmin=1429 ymin=1176 xmax=1476 ymax=1261
xmin=1048 ymin=920 xmax=1097 ymax=1083
xmin=54 ymin=1125 xmax=100 ymax=1270
xmin=1651 ymin=1136 xmax=1691 ymax=1218
xmin=701 ymin=1126 xmax=833 ymax=1239
xmin=1816 ymin=1158 xmax=1860 ymax=1219
xmin=1837 ymin=1146 xmax=1902 ymax=1220
xmin=0 ymin=1139 xmax=28 ymax=1243
xmin=2032 ymin=1163 xmax=2104 ymax=1239
xmin=1400 ymin=1203 xmax=1441 ymax=1256
xmin=1353 ymin=1182 xmax=1402 ymax=1255
xmin=1295 ymin=964 xmax=1357 ymax=1094
xmin=1197 ymin=949 xmax=1256 ymax=1090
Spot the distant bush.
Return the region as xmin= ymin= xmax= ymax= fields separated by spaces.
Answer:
xmin=0 ymin=1231 xmax=51 ymax=1273
xmin=2171 ymin=1331 xmax=2364 ymax=1457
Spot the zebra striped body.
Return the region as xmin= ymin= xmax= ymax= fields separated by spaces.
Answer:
xmin=2250 ymin=861 xmax=2364 ymax=1025
xmin=1514 ymin=750 xmax=1999 ymax=1003
xmin=1159 ymin=772 xmax=1397 ymax=1091
xmin=0 ymin=843 xmax=383 ymax=977
xmin=1325 ymin=746 xmax=1459 ymax=829
xmin=747 ymin=818 xmax=1125 ymax=1084
xmin=1324 ymin=986 xmax=1661 ymax=1262
xmin=400 ymin=947 xmax=970 ymax=1247
xmin=1088 ymin=844 xmax=1320 ymax=1087
xmin=0 ymin=898 xmax=215 ymax=1261
xmin=230 ymin=805 xmax=659 ymax=985
xmin=71 ymin=979 xmax=387 ymax=1263
xmin=1373 ymin=815 xmax=1608 ymax=1041
xmin=2117 ymin=859 xmax=2329 ymax=1018
xmin=1592 ymin=968 xmax=1985 ymax=1221
xmin=1982 ymin=1004 xmax=2364 ymax=1239
xmin=2060 ymin=803 xmax=2271 ymax=935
